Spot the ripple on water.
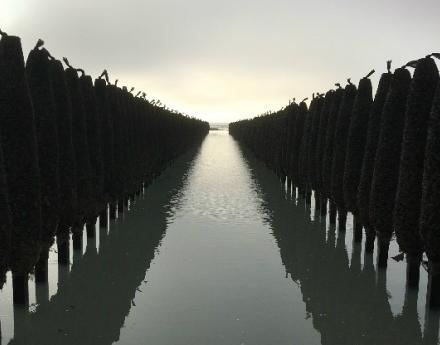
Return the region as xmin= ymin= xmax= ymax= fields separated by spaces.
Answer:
xmin=174 ymin=131 xmax=266 ymax=225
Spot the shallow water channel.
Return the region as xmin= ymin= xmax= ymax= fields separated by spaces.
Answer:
xmin=0 ymin=130 xmax=438 ymax=344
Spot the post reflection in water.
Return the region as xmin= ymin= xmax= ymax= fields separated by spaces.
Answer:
xmin=0 ymin=131 xmax=439 ymax=344
xmin=6 ymin=147 xmax=198 ymax=345
xmin=240 ymin=144 xmax=440 ymax=345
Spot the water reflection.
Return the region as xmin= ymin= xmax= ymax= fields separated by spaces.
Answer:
xmin=5 ymin=147 xmax=198 ymax=345
xmin=0 ymin=131 xmax=438 ymax=344
xmin=241 ymin=146 xmax=439 ymax=345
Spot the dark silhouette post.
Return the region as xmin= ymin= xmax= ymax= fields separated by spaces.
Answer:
xmin=330 ymin=81 xmax=357 ymax=232
xmin=35 ymin=280 xmax=49 ymax=305
xmin=109 ymin=203 xmax=117 ymax=220
xmin=357 ymin=63 xmax=392 ymax=253
xmin=57 ymin=260 xmax=69 ymax=288
xmin=72 ymin=230 xmax=83 ymax=252
xmin=107 ymin=84 xmax=126 ymax=217
xmin=321 ymin=88 xmax=343 ymax=223
xmin=314 ymin=90 xmax=333 ymax=218
xmin=406 ymin=253 xmax=422 ymax=289
xmin=80 ymin=74 xmax=104 ymax=239
xmin=308 ymin=95 xmax=324 ymax=206
xmin=12 ymin=274 xmax=29 ymax=306
xmin=343 ymin=71 xmax=374 ymax=243
xmin=395 ymin=57 xmax=439 ymax=277
xmin=328 ymin=201 xmax=337 ymax=224
xmin=99 ymin=207 xmax=108 ymax=228
xmin=26 ymin=40 xmax=61 ymax=283
xmin=86 ymin=220 xmax=96 ymax=239
xmin=291 ymin=101 xmax=307 ymax=193
xmin=420 ymin=75 xmax=440 ymax=307
xmin=64 ymin=59 xmax=93 ymax=245
xmin=50 ymin=58 xmax=77 ymax=267
xmin=95 ymin=72 xmax=113 ymax=229
xmin=118 ymin=199 xmax=124 ymax=215
xmin=370 ymin=67 xmax=412 ymax=268
xmin=352 ymin=217 xmax=363 ymax=243
xmin=0 ymin=140 xmax=10 ymax=290
xmin=0 ymin=31 xmax=42 ymax=305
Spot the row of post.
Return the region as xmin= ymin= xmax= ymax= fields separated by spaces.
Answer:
xmin=230 ymin=55 xmax=440 ymax=308
xmin=0 ymin=30 xmax=209 ymax=305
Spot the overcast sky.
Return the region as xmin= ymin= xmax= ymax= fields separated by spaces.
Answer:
xmin=2 ymin=0 xmax=439 ymax=123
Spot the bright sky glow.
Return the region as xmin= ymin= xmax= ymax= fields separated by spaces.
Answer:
xmin=1 ymin=0 xmax=439 ymax=122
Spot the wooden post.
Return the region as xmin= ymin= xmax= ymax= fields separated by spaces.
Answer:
xmin=338 ymin=209 xmax=347 ymax=232
xmin=109 ymin=202 xmax=117 ymax=220
xmin=72 ymin=230 xmax=83 ymax=252
xmin=364 ymin=228 xmax=375 ymax=254
xmin=99 ymin=206 xmax=108 ymax=228
xmin=377 ymin=232 xmax=391 ymax=269
xmin=35 ymin=280 xmax=49 ymax=305
xmin=35 ymin=248 xmax=49 ymax=283
xmin=427 ymin=261 xmax=440 ymax=309
xmin=12 ymin=273 xmax=29 ymax=305
xmin=86 ymin=219 xmax=96 ymax=238
xmin=329 ymin=201 xmax=337 ymax=224
xmin=118 ymin=199 xmax=124 ymax=214
xmin=57 ymin=231 xmax=70 ymax=265
xmin=406 ymin=253 xmax=422 ymax=289
xmin=353 ymin=216 xmax=363 ymax=243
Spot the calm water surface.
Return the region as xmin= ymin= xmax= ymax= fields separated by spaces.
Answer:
xmin=0 ymin=130 xmax=438 ymax=344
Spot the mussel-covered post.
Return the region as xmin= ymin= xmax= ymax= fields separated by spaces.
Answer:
xmin=0 ymin=144 xmax=10 ymax=291
xmin=343 ymin=71 xmax=374 ymax=242
xmin=286 ymin=102 xmax=298 ymax=193
xmin=357 ymin=64 xmax=392 ymax=253
xmin=321 ymin=88 xmax=342 ymax=222
xmin=0 ymin=32 xmax=41 ymax=305
xmin=394 ymin=56 xmax=439 ymax=280
xmin=330 ymin=81 xmax=357 ymax=232
xmin=106 ymin=82 xmax=121 ymax=219
xmin=298 ymin=98 xmax=313 ymax=204
xmin=291 ymin=100 xmax=308 ymax=196
xmin=79 ymin=74 xmax=104 ymax=238
xmin=64 ymin=59 xmax=93 ymax=252
xmin=307 ymin=95 xmax=324 ymax=207
xmin=315 ymin=90 xmax=335 ymax=218
xmin=50 ymin=59 xmax=77 ymax=264
xmin=26 ymin=41 xmax=60 ymax=282
xmin=95 ymin=72 xmax=113 ymax=227
xmin=370 ymin=67 xmax=412 ymax=268
xmin=420 ymin=79 xmax=440 ymax=308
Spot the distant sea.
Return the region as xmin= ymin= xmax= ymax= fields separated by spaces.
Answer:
xmin=209 ymin=123 xmax=229 ymax=131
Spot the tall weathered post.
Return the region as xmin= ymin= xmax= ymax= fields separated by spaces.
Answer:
xmin=357 ymin=63 xmax=392 ymax=253
xmin=95 ymin=71 xmax=114 ymax=228
xmin=64 ymin=58 xmax=93 ymax=251
xmin=420 ymin=74 xmax=440 ymax=307
xmin=0 ymin=141 xmax=11 ymax=291
xmin=343 ymin=71 xmax=374 ymax=242
xmin=321 ymin=84 xmax=344 ymax=224
xmin=79 ymin=74 xmax=104 ymax=238
xmin=330 ymin=81 xmax=357 ymax=232
xmin=26 ymin=41 xmax=60 ymax=282
xmin=307 ymin=95 xmax=324 ymax=205
xmin=315 ymin=90 xmax=335 ymax=218
xmin=370 ymin=67 xmax=412 ymax=269
xmin=291 ymin=100 xmax=308 ymax=195
xmin=0 ymin=31 xmax=42 ymax=304
xmin=394 ymin=56 xmax=439 ymax=277
xmin=50 ymin=58 xmax=77 ymax=265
